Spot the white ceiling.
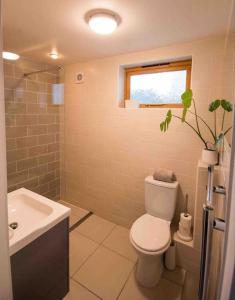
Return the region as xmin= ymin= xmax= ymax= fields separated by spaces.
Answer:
xmin=2 ymin=0 xmax=232 ymax=65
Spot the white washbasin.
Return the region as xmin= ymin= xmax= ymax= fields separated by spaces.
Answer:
xmin=8 ymin=188 xmax=71 ymax=256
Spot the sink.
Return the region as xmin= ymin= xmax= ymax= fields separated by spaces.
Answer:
xmin=9 ymin=227 xmax=14 ymax=240
xmin=8 ymin=188 xmax=70 ymax=255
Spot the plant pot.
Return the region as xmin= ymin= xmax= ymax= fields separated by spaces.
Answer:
xmin=201 ymin=148 xmax=218 ymax=165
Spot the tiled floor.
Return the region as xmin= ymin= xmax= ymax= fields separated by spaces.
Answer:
xmin=181 ymin=271 xmax=199 ymax=300
xmin=63 ymin=207 xmax=188 ymax=300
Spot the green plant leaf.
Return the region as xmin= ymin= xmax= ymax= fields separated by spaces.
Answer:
xmin=160 ymin=110 xmax=172 ymax=132
xmin=181 ymin=89 xmax=192 ymax=122
xmin=209 ymin=99 xmax=220 ymax=112
xmin=221 ymin=99 xmax=233 ymax=112
xmin=181 ymin=89 xmax=193 ymax=108
xmin=166 ymin=110 xmax=172 ymax=127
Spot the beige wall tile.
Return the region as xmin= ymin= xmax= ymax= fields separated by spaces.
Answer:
xmin=15 ymin=115 xmax=38 ymax=126
xmin=5 ymin=115 xmax=16 ymax=126
xmin=39 ymin=172 xmax=55 ymax=185
xmin=7 ymin=149 xmax=28 ymax=162
xmin=7 ymin=170 xmax=28 ymax=187
xmin=16 ymin=136 xmax=38 ymax=148
xmin=17 ymin=157 xmax=38 ymax=171
xmin=5 ymin=102 xmax=26 ymax=114
xmin=38 ymin=134 xmax=55 ymax=145
xmin=38 ymin=114 xmax=56 ymax=124
xmin=38 ymin=153 xmax=55 ymax=164
xmin=6 ymin=126 xmax=27 ymax=138
xmin=28 ymin=144 xmax=48 ymax=157
xmin=28 ymin=164 xmax=48 ymax=177
xmin=28 ymin=125 xmax=48 ymax=135
xmin=7 ymin=162 xmax=17 ymax=174
xmin=6 ymin=139 xmax=17 ymax=150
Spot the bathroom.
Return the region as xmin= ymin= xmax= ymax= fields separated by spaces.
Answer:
xmin=0 ymin=0 xmax=235 ymax=299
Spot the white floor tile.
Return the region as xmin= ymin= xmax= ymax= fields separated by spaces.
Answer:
xmin=64 ymin=279 xmax=100 ymax=300
xmin=118 ymin=269 xmax=182 ymax=300
xmin=76 ymin=215 xmax=116 ymax=243
xmin=70 ymin=230 xmax=99 ymax=276
xmin=74 ymin=246 xmax=134 ymax=300
xmin=103 ymin=225 xmax=137 ymax=262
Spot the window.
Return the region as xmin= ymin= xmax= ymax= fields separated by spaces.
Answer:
xmin=124 ymin=60 xmax=191 ymax=108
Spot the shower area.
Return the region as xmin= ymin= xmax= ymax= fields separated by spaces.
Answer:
xmin=3 ymin=56 xmax=91 ymax=228
xmin=4 ymin=58 xmax=64 ymax=200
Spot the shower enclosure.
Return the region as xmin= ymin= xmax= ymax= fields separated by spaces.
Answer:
xmin=3 ymin=57 xmax=64 ymax=200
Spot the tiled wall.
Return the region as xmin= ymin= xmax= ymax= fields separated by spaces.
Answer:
xmin=4 ymin=58 xmax=62 ymax=200
xmin=62 ymin=37 xmax=229 ymax=227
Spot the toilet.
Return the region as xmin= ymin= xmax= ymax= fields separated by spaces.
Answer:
xmin=130 ymin=176 xmax=178 ymax=287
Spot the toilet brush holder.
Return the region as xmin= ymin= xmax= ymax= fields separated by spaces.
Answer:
xmin=165 ymin=243 xmax=176 ymax=271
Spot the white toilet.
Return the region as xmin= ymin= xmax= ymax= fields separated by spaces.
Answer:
xmin=130 ymin=176 xmax=178 ymax=287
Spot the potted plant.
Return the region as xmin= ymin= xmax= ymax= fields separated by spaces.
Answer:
xmin=160 ymin=89 xmax=233 ymax=165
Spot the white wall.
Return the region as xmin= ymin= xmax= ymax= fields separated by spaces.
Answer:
xmin=62 ymin=36 xmax=228 ymax=228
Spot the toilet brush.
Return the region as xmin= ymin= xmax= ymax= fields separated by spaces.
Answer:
xmin=184 ymin=193 xmax=189 ymax=217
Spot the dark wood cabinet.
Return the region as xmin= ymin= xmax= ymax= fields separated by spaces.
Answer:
xmin=11 ymin=218 xmax=69 ymax=300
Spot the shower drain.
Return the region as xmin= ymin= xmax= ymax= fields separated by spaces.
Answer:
xmin=9 ymin=222 xmax=18 ymax=230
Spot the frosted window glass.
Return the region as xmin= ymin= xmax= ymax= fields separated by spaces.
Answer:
xmin=52 ymin=83 xmax=64 ymax=105
xmin=130 ymin=70 xmax=187 ymax=104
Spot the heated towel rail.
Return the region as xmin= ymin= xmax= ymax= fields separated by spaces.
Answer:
xmin=199 ymin=165 xmax=226 ymax=300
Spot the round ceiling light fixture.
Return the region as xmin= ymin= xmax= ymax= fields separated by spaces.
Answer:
xmin=2 ymin=51 xmax=20 ymax=60
xmin=88 ymin=12 xmax=118 ymax=35
xmin=49 ymin=53 xmax=59 ymax=60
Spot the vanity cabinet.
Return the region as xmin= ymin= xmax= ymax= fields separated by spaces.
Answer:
xmin=10 ymin=218 xmax=69 ymax=300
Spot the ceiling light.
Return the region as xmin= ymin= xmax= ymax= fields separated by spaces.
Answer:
xmin=88 ymin=13 xmax=118 ymax=35
xmin=49 ymin=53 xmax=59 ymax=60
xmin=2 ymin=51 xmax=20 ymax=60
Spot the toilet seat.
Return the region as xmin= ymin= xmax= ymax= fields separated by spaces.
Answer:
xmin=130 ymin=214 xmax=171 ymax=253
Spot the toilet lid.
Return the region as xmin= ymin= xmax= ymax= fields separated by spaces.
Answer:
xmin=130 ymin=214 xmax=171 ymax=252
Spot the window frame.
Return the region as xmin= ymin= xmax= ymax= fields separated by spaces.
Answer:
xmin=124 ymin=60 xmax=192 ymax=108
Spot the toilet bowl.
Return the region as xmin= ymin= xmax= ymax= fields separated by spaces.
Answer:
xmin=130 ymin=176 xmax=178 ymax=287
xmin=130 ymin=213 xmax=171 ymax=287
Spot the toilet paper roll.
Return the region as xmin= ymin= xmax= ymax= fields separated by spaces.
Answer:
xmin=179 ymin=222 xmax=191 ymax=237
xmin=180 ymin=213 xmax=192 ymax=228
